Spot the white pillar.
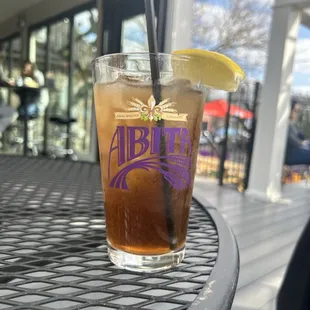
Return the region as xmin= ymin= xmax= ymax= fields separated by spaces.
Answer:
xmin=164 ymin=0 xmax=194 ymax=52
xmin=247 ymin=5 xmax=301 ymax=201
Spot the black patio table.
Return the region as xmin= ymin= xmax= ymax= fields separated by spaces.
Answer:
xmin=0 ymin=155 xmax=239 ymax=310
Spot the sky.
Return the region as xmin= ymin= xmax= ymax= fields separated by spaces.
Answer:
xmin=293 ymin=25 xmax=310 ymax=93
xmin=193 ymin=0 xmax=310 ymax=94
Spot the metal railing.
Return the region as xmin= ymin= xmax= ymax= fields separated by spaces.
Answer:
xmin=196 ymin=82 xmax=261 ymax=192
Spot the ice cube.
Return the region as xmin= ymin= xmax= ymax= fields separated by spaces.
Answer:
xmin=117 ymin=73 xmax=152 ymax=86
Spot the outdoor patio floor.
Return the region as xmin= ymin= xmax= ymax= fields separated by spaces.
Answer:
xmin=193 ymin=177 xmax=310 ymax=310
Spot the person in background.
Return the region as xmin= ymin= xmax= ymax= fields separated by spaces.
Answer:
xmin=16 ymin=60 xmax=49 ymax=117
xmin=15 ymin=61 xmax=42 ymax=118
xmin=22 ymin=60 xmax=44 ymax=87
xmin=285 ymin=99 xmax=310 ymax=165
xmin=25 ymin=61 xmax=49 ymax=115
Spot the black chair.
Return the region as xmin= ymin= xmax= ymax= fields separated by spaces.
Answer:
xmin=0 ymin=106 xmax=18 ymax=151
xmin=8 ymin=103 xmax=41 ymax=156
xmin=283 ymin=147 xmax=310 ymax=184
xmin=277 ymin=217 xmax=310 ymax=310
xmin=13 ymin=86 xmax=42 ymax=155
xmin=49 ymin=116 xmax=77 ymax=126
xmin=48 ymin=116 xmax=78 ymax=160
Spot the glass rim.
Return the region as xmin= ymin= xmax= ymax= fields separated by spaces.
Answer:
xmin=91 ymin=52 xmax=190 ymax=66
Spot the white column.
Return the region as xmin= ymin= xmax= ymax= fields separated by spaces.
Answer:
xmin=164 ymin=0 xmax=194 ymax=52
xmin=247 ymin=5 xmax=301 ymax=201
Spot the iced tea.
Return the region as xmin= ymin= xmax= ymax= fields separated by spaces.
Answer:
xmin=94 ymin=78 xmax=204 ymax=256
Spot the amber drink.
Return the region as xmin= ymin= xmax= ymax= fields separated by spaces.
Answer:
xmin=93 ymin=53 xmax=205 ymax=272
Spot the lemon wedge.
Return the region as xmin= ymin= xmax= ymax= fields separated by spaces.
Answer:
xmin=172 ymin=49 xmax=245 ymax=92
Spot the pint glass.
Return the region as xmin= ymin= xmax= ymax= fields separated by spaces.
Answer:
xmin=92 ymin=53 xmax=205 ymax=272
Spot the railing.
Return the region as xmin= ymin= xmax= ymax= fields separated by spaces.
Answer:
xmin=196 ymin=82 xmax=261 ymax=192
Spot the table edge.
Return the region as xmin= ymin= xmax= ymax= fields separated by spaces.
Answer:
xmin=189 ymin=196 xmax=240 ymax=310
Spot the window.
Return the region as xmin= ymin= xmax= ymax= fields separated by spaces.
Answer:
xmin=0 ymin=41 xmax=10 ymax=78
xmin=121 ymin=14 xmax=150 ymax=52
xmin=1 ymin=1 xmax=165 ymax=160
xmin=72 ymin=8 xmax=98 ymax=154
xmin=0 ymin=42 xmax=10 ymax=106
xmin=11 ymin=37 xmax=21 ymax=80
xmin=29 ymin=27 xmax=48 ymax=151
xmin=27 ymin=7 xmax=98 ymax=160
xmin=0 ymin=36 xmax=22 ymax=155
xmin=49 ymin=19 xmax=70 ymax=117
xmin=29 ymin=27 xmax=47 ymax=73
xmin=0 ymin=37 xmax=22 ymax=110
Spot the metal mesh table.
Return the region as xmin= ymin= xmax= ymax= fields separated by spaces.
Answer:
xmin=0 ymin=155 xmax=239 ymax=310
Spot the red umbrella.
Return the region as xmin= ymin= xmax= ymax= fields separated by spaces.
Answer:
xmin=204 ymin=99 xmax=227 ymax=118
xmin=204 ymin=99 xmax=253 ymax=119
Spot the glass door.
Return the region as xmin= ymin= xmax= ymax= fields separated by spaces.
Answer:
xmin=71 ymin=8 xmax=98 ymax=160
xmin=28 ymin=6 xmax=99 ymax=162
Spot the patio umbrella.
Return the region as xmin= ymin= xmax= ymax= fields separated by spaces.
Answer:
xmin=204 ymin=99 xmax=227 ymax=118
xmin=204 ymin=99 xmax=253 ymax=119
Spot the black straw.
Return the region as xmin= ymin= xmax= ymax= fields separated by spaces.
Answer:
xmin=144 ymin=0 xmax=177 ymax=250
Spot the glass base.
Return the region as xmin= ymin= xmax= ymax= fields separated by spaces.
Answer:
xmin=108 ymin=244 xmax=185 ymax=273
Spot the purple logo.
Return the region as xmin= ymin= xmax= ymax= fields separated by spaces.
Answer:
xmin=108 ymin=126 xmax=192 ymax=191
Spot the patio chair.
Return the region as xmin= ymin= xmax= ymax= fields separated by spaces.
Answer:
xmin=5 ymin=103 xmax=41 ymax=156
xmin=283 ymin=142 xmax=310 ymax=183
xmin=48 ymin=116 xmax=78 ymax=161
xmin=0 ymin=106 xmax=18 ymax=150
xmin=277 ymin=217 xmax=310 ymax=310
